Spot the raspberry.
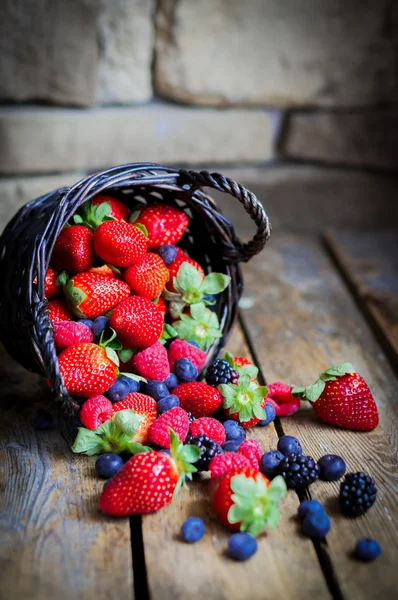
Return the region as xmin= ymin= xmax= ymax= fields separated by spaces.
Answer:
xmin=80 ymin=395 xmax=113 ymax=430
xmin=209 ymin=452 xmax=251 ymax=479
xmin=185 ymin=434 xmax=223 ymax=471
xmin=53 ymin=320 xmax=94 ymax=352
xmin=147 ymin=407 xmax=190 ymax=448
xmin=190 ymin=417 xmax=226 ymax=445
xmin=168 ymin=339 xmax=207 ymax=372
xmin=238 ymin=439 xmax=262 ymax=470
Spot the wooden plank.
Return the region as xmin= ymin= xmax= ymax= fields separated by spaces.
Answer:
xmin=142 ymin=324 xmax=330 ymax=600
xmin=0 ymin=345 xmax=134 ymax=600
xmin=239 ymin=234 xmax=398 ymax=600
xmin=325 ymin=230 xmax=398 ymax=369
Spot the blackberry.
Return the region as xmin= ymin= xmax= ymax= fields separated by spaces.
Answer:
xmin=339 ymin=472 xmax=377 ymax=517
xmin=277 ymin=453 xmax=320 ymax=489
xmin=186 ymin=411 xmax=195 ymax=425
xmin=185 ymin=434 xmax=222 ymax=471
xmin=205 ymin=359 xmax=239 ymax=387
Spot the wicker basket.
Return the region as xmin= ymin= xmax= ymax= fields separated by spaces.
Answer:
xmin=0 ymin=163 xmax=270 ymax=415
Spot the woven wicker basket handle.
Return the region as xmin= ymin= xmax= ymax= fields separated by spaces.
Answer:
xmin=179 ymin=169 xmax=271 ymax=262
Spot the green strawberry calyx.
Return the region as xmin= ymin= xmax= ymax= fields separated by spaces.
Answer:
xmin=162 ymin=263 xmax=230 ymax=318
xmin=99 ymin=328 xmax=123 ymax=367
xmin=159 ymin=323 xmax=178 ymax=345
xmin=172 ymin=301 xmax=223 ymax=350
xmin=292 ymin=362 xmax=354 ymax=403
xmin=219 ymin=375 xmax=268 ymax=423
xmin=72 ymin=200 xmax=116 ymax=231
xmin=223 ymin=352 xmax=258 ymax=380
xmin=71 ymin=409 xmax=151 ymax=456
xmin=169 ymin=430 xmax=201 ymax=497
xmin=228 ymin=474 xmax=287 ymax=536
xmin=57 ymin=272 xmax=87 ymax=318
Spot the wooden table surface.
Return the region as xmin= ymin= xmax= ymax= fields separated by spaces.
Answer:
xmin=0 ymin=208 xmax=397 ymax=599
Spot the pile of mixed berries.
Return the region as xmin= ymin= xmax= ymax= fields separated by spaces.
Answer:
xmin=36 ymin=192 xmax=382 ymax=563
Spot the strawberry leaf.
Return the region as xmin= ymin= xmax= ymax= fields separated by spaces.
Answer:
xmin=71 ymin=429 xmax=104 ymax=455
xmin=321 ymin=363 xmax=354 ymax=378
xmin=134 ymin=223 xmax=148 ymax=237
xmin=160 ymin=323 xmax=178 ymax=344
xmin=119 ymin=348 xmax=134 ymax=363
xmin=120 ymin=372 xmax=147 ymax=383
xmin=128 ymin=209 xmax=141 ymax=224
xmin=105 ymin=347 xmax=120 ymax=367
xmin=202 ymin=272 xmax=231 ymax=296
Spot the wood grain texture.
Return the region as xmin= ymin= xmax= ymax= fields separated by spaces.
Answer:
xmin=325 ymin=230 xmax=398 ymax=369
xmin=142 ymin=325 xmax=330 ymax=600
xmin=0 ymin=346 xmax=134 ymax=600
xmin=239 ymin=233 xmax=398 ymax=600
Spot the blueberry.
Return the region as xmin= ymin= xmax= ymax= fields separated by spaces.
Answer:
xmin=228 ymin=532 xmax=258 ymax=561
xmin=355 ymin=538 xmax=381 ymax=561
xmin=277 ymin=435 xmax=302 ymax=457
xmin=32 ymin=409 xmax=55 ymax=431
xmin=260 ymin=450 xmax=284 ymax=479
xmin=181 ymin=517 xmax=206 ymax=543
xmin=157 ymin=394 xmax=180 ymax=414
xmin=144 ymin=380 xmax=170 ymax=401
xmin=186 ymin=340 xmax=200 ymax=348
xmin=298 ymin=500 xmax=325 ymax=519
xmin=125 ymin=377 xmax=141 ymax=393
xmin=257 ymin=402 xmax=276 ymax=426
xmin=158 ymin=244 xmax=178 ymax=265
xmin=318 ymin=454 xmax=346 ymax=482
xmin=160 ymin=449 xmax=171 ymax=456
xmin=302 ymin=512 xmax=331 ymax=539
xmin=174 ymin=358 xmax=198 ymax=382
xmin=95 ymin=453 xmax=124 ymax=479
xmin=203 ymin=294 xmax=216 ymax=303
xmin=223 ymin=420 xmax=246 ymax=442
xmin=92 ymin=316 xmax=110 ymax=338
xmin=222 ymin=440 xmax=243 ymax=452
xmin=106 ymin=377 xmax=131 ymax=402
xmin=77 ymin=318 xmax=93 ymax=329
xmin=164 ymin=373 xmax=179 ymax=390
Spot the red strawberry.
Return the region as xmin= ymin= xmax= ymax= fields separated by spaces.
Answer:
xmin=209 ymin=452 xmax=251 ymax=479
xmin=124 ymin=253 xmax=169 ymax=300
xmin=133 ymin=204 xmax=189 ymax=250
xmin=52 ymin=225 xmax=95 ymax=274
xmin=93 ymin=220 xmax=147 ymax=267
xmin=267 ymin=382 xmax=300 ymax=417
xmin=53 ymin=320 xmax=94 ymax=352
xmin=166 ymin=248 xmax=205 ymax=292
xmin=156 ymin=296 xmax=167 ymax=317
xmin=92 ymin=195 xmax=129 ymax=221
xmin=110 ymin=296 xmax=164 ymax=348
xmin=61 ymin=271 xmax=130 ymax=319
xmin=44 ymin=266 xmax=60 ymax=299
xmin=58 ymin=342 xmax=117 ymax=397
xmin=112 ymin=393 xmax=157 ymax=443
xmin=168 ymin=339 xmax=207 ymax=372
xmin=238 ymin=439 xmax=262 ymax=470
xmin=131 ymin=341 xmax=170 ymax=381
xmin=223 ymin=353 xmax=258 ymax=383
xmin=211 ymin=467 xmax=286 ymax=535
xmin=99 ymin=430 xmax=200 ymax=516
xmin=190 ymin=417 xmax=226 ymax=445
xmin=48 ymin=298 xmax=73 ymax=322
xmin=80 ymin=395 xmax=113 ymax=430
xmin=89 ymin=264 xmax=119 ymax=278
xmin=173 ymin=382 xmax=222 ymax=418
xmin=293 ymin=363 xmax=379 ymax=431
xmin=147 ymin=407 xmax=190 ymax=448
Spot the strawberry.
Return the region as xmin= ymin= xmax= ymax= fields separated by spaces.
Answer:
xmin=209 ymin=452 xmax=251 ymax=479
xmin=267 ymin=382 xmax=300 ymax=417
xmin=112 ymin=393 xmax=157 ymax=443
xmin=167 ymin=339 xmax=207 ymax=372
xmin=238 ymin=440 xmax=262 ymax=470
xmin=58 ymin=342 xmax=117 ymax=397
xmin=89 ymin=264 xmax=119 ymax=278
xmin=166 ymin=248 xmax=204 ymax=293
xmin=99 ymin=431 xmax=201 ymax=516
xmin=124 ymin=253 xmax=169 ymax=300
xmin=156 ymin=296 xmax=167 ymax=317
xmin=147 ymin=407 xmax=190 ymax=448
xmin=220 ymin=375 xmax=268 ymax=428
xmin=110 ymin=296 xmax=164 ymax=348
xmin=80 ymin=395 xmax=113 ymax=430
xmin=223 ymin=353 xmax=258 ymax=383
xmin=131 ymin=341 xmax=170 ymax=381
xmin=60 ymin=271 xmax=130 ymax=319
xmin=293 ymin=363 xmax=379 ymax=431
xmin=173 ymin=382 xmax=222 ymax=418
xmin=190 ymin=417 xmax=226 ymax=445
xmin=44 ymin=266 xmax=60 ymax=299
xmin=48 ymin=298 xmax=73 ymax=322
xmin=93 ymin=220 xmax=147 ymax=267
xmin=53 ymin=320 xmax=94 ymax=352
xmin=52 ymin=225 xmax=95 ymax=274
xmin=92 ymin=195 xmax=129 ymax=221
xmin=132 ymin=204 xmax=189 ymax=250
xmin=210 ymin=467 xmax=286 ymax=535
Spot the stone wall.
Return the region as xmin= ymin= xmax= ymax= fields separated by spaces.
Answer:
xmin=1 ymin=0 xmax=397 ymax=229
